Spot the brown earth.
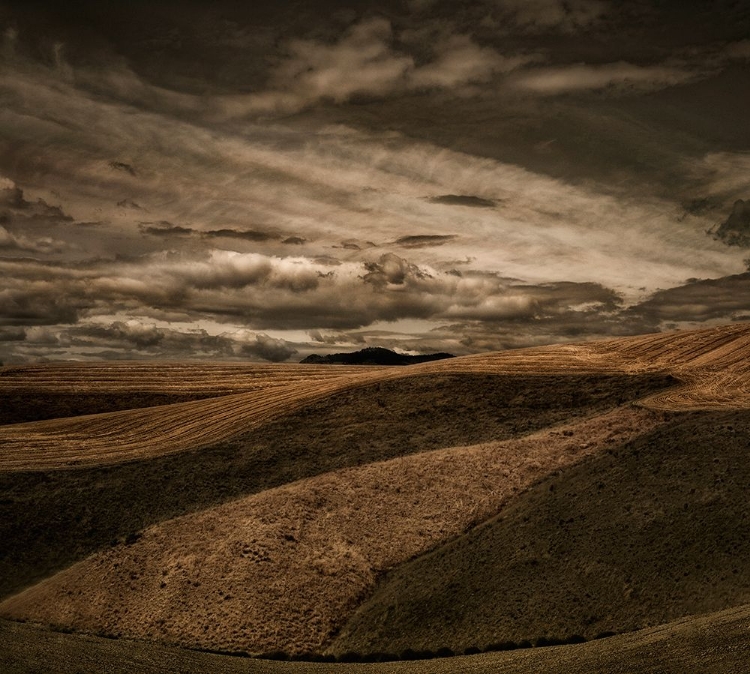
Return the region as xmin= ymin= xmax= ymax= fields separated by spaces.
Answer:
xmin=1 ymin=371 xmax=663 ymax=600
xmin=330 ymin=410 xmax=750 ymax=655
xmin=2 ymin=603 xmax=750 ymax=674
xmin=1 ymin=323 xmax=750 ymax=669
xmin=0 ymin=406 xmax=663 ymax=655
xmin=1 ymin=324 xmax=749 ymax=471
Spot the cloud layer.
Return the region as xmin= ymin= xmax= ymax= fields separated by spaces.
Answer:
xmin=1 ymin=2 xmax=749 ymax=363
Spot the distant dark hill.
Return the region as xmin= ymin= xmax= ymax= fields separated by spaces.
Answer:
xmin=330 ymin=410 xmax=750 ymax=656
xmin=301 ymin=347 xmax=454 ymax=366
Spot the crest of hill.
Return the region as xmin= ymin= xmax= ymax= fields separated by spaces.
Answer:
xmin=301 ymin=347 xmax=454 ymax=366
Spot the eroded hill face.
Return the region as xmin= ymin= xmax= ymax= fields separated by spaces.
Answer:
xmin=1 ymin=324 xmax=749 ymax=664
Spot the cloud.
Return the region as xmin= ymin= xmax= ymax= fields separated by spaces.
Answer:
xmin=138 ymin=222 xmax=279 ymax=242
xmin=395 ymin=234 xmax=458 ymax=248
xmin=362 ymin=252 xmax=429 ymax=287
xmin=1 ymin=320 xmax=299 ymax=363
xmin=217 ymin=18 xmax=529 ymax=116
xmin=408 ymin=35 xmax=530 ymax=89
xmin=627 ymin=272 xmax=750 ymax=327
xmin=0 ymin=326 xmax=26 ymax=342
xmin=0 ymin=225 xmax=67 ymax=254
xmin=427 ymin=194 xmax=496 ymax=208
xmin=117 ymin=199 xmax=145 ymax=211
xmin=511 ymin=61 xmax=699 ymax=95
xmin=723 ymin=40 xmax=750 ymax=60
xmin=109 ymin=161 xmax=137 ymax=177
xmin=240 ymin=333 xmax=298 ymax=362
xmin=711 ymin=199 xmax=750 ymax=247
xmin=139 ymin=222 xmax=194 ymax=236
xmin=203 ymin=228 xmax=277 ymax=242
xmin=0 ymin=183 xmax=74 ymax=223
xmin=489 ymin=0 xmax=611 ymax=33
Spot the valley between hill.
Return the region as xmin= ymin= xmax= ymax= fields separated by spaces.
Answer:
xmin=1 ymin=323 xmax=749 ymax=672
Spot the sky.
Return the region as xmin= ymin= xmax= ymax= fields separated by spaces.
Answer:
xmin=1 ymin=0 xmax=749 ymax=363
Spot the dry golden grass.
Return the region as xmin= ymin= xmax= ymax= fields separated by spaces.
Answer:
xmin=3 ymin=603 xmax=750 ymax=674
xmin=437 ymin=323 xmax=750 ymax=411
xmin=0 ymin=367 xmax=403 ymax=471
xmin=1 ymin=324 xmax=748 ymax=472
xmin=0 ymin=362 xmax=374 ymax=395
xmin=0 ymin=405 xmax=664 ymax=655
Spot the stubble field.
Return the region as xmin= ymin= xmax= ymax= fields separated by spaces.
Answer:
xmin=1 ymin=323 xmax=750 ymax=672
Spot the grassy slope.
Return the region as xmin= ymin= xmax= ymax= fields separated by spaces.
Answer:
xmin=2 ymin=603 xmax=750 ymax=674
xmin=0 ymin=392 xmax=223 ymax=425
xmin=331 ymin=410 xmax=750 ymax=655
xmin=0 ymin=372 xmax=671 ymax=600
xmin=0 ymin=406 xmax=661 ymax=655
xmin=0 ymin=362 xmax=370 ymax=426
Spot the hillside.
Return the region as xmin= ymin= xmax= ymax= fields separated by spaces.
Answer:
xmin=300 ymin=347 xmax=454 ymax=366
xmin=0 ymin=372 xmax=668 ymax=600
xmin=1 ymin=323 xmax=748 ymax=472
xmin=1 ymin=323 xmax=750 ymax=671
xmin=0 ymin=406 xmax=662 ymax=655
xmin=2 ymin=603 xmax=749 ymax=673
xmin=331 ymin=410 xmax=750 ymax=655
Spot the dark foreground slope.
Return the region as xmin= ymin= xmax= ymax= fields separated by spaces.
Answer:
xmin=331 ymin=410 xmax=750 ymax=655
xmin=3 ymin=603 xmax=749 ymax=674
xmin=0 ymin=372 xmax=672 ymax=599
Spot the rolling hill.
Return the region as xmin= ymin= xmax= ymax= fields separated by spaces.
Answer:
xmin=1 ymin=323 xmax=749 ymax=671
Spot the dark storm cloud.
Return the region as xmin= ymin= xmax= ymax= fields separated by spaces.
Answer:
xmin=0 ymin=284 xmax=83 ymax=326
xmin=203 ymin=228 xmax=277 ymax=242
xmin=0 ymin=327 xmax=26 ymax=342
xmin=109 ymin=161 xmax=137 ymax=177
xmin=681 ymin=197 xmax=721 ymax=218
xmin=627 ymin=272 xmax=750 ymax=325
xmin=139 ymin=222 xmax=194 ymax=237
xmin=117 ymin=199 xmax=145 ymax=210
xmin=240 ymin=333 xmax=298 ymax=362
xmin=138 ymin=222 xmax=279 ymax=242
xmin=1 ymin=1 xmax=748 ymax=362
xmin=0 ymin=185 xmax=73 ymax=223
xmin=1 ymin=249 xmax=628 ymax=338
xmin=0 ymin=321 xmax=299 ymax=363
xmin=711 ymin=199 xmax=750 ymax=247
xmin=395 ymin=234 xmax=457 ymax=247
xmin=427 ymin=195 xmax=496 ymax=208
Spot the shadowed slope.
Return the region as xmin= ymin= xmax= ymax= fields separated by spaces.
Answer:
xmin=430 ymin=323 xmax=750 ymax=411
xmin=2 ymin=324 xmax=748 ymax=470
xmin=0 ymin=372 xmax=668 ymax=600
xmin=0 ymin=406 xmax=663 ymax=655
xmin=2 ymin=603 xmax=750 ymax=674
xmin=0 ymin=363 xmax=371 ymax=425
xmin=330 ymin=410 xmax=750 ymax=656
